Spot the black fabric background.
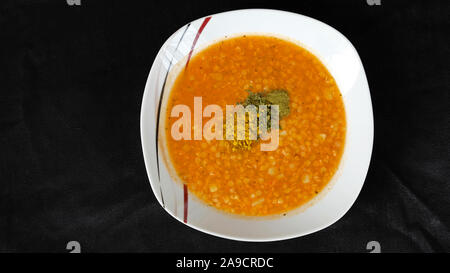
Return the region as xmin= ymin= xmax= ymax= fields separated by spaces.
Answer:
xmin=0 ymin=0 xmax=449 ymax=252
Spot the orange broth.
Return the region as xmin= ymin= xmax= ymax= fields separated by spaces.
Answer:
xmin=164 ymin=35 xmax=346 ymax=216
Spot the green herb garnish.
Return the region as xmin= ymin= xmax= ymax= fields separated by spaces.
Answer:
xmin=228 ymin=89 xmax=290 ymax=151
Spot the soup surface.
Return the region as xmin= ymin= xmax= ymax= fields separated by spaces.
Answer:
xmin=164 ymin=35 xmax=346 ymax=216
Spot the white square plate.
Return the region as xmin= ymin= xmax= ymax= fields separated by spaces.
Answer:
xmin=141 ymin=9 xmax=373 ymax=241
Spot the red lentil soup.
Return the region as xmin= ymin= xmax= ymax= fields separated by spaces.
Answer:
xmin=164 ymin=35 xmax=346 ymax=216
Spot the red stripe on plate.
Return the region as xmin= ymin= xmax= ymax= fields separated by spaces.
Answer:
xmin=183 ymin=16 xmax=211 ymax=224
xmin=185 ymin=16 xmax=212 ymax=69
xmin=183 ymin=184 xmax=188 ymax=223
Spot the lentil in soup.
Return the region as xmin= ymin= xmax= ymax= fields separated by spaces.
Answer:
xmin=164 ymin=35 xmax=346 ymax=216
